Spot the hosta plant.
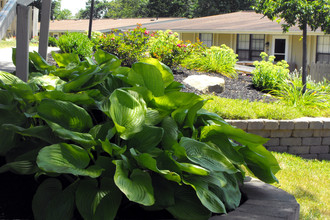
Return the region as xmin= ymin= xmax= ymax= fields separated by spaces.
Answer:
xmin=0 ymin=49 xmax=280 ymax=220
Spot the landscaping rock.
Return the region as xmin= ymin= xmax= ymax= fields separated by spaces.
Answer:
xmin=183 ymin=75 xmax=225 ymax=94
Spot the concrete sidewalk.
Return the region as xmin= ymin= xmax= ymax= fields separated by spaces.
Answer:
xmin=0 ymin=47 xmax=60 ymax=72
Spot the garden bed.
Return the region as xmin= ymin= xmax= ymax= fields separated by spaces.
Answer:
xmin=172 ymin=67 xmax=277 ymax=103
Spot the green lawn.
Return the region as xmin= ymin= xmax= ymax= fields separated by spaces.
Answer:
xmin=0 ymin=38 xmax=38 ymax=48
xmin=202 ymin=95 xmax=330 ymax=120
xmin=271 ymin=152 xmax=330 ymax=220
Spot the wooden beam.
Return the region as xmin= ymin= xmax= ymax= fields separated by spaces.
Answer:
xmin=16 ymin=4 xmax=30 ymax=82
xmin=38 ymin=0 xmax=51 ymax=59
xmin=0 ymin=0 xmax=16 ymax=40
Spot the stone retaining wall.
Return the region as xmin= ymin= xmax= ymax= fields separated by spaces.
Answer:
xmin=226 ymin=118 xmax=330 ymax=160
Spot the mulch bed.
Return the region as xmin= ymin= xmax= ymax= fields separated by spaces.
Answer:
xmin=172 ymin=67 xmax=276 ymax=103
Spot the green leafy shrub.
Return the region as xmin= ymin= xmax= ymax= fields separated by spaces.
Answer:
xmin=48 ymin=36 xmax=58 ymax=47
xmin=0 ymin=50 xmax=279 ymax=219
xmin=252 ymin=52 xmax=290 ymax=91
xmin=271 ymin=71 xmax=330 ymax=109
xmin=97 ymin=25 xmax=151 ymax=66
xmin=57 ymin=32 xmax=93 ymax=60
xmin=148 ymin=30 xmax=196 ymax=67
xmin=182 ymin=45 xmax=238 ymax=78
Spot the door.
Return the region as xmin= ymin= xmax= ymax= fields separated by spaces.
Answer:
xmin=272 ymin=36 xmax=289 ymax=62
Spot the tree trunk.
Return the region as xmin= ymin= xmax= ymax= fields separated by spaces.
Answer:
xmin=302 ymin=22 xmax=307 ymax=93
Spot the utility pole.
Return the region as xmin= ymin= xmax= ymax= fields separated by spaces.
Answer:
xmin=88 ymin=0 xmax=95 ymax=39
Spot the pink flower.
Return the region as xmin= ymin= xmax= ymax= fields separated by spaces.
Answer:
xmin=111 ymin=37 xmax=115 ymax=40
xmin=177 ymin=44 xmax=181 ymax=47
xmin=182 ymin=44 xmax=187 ymax=48
xmin=169 ymin=31 xmax=173 ymax=34
xmin=144 ymin=31 xmax=150 ymax=35
xmin=150 ymin=34 xmax=154 ymax=37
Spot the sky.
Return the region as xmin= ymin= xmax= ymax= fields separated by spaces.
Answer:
xmin=61 ymin=0 xmax=88 ymax=15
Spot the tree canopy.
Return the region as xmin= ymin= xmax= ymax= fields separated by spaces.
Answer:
xmin=76 ymin=0 xmax=255 ymax=19
xmin=254 ymin=0 xmax=330 ymax=91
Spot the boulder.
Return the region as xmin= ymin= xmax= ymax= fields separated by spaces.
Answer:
xmin=183 ymin=75 xmax=225 ymax=94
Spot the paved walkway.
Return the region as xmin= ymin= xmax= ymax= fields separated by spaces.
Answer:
xmin=0 ymin=46 xmax=59 ymax=72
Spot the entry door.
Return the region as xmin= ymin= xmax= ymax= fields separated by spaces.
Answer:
xmin=272 ymin=36 xmax=288 ymax=62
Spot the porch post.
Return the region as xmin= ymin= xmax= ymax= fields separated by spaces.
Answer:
xmin=38 ymin=0 xmax=51 ymax=59
xmin=16 ymin=4 xmax=31 ymax=82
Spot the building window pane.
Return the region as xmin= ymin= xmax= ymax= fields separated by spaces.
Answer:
xmin=200 ymin=33 xmax=213 ymax=47
xmin=237 ymin=34 xmax=265 ymax=61
xmin=316 ymin=36 xmax=330 ymax=63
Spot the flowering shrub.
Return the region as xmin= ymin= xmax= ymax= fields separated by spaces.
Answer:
xmin=97 ymin=25 xmax=152 ymax=66
xmin=148 ymin=30 xmax=197 ymax=67
xmin=182 ymin=45 xmax=238 ymax=78
xmin=252 ymin=52 xmax=290 ymax=91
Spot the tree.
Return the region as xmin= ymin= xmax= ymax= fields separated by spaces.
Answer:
xmin=30 ymin=0 xmax=62 ymax=21
xmin=254 ymin=0 xmax=330 ymax=92
xmin=77 ymin=0 xmax=111 ymax=19
xmin=57 ymin=9 xmax=73 ymax=20
xmin=193 ymin=0 xmax=254 ymax=17
xmin=106 ymin=0 xmax=149 ymax=18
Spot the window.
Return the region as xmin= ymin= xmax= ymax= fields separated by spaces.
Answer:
xmin=199 ymin=33 xmax=213 ymax=47
xmin=237 ymin=34 xmax=265 ymax=61
xmin=316 ymin=36 xmax=330 ymax=63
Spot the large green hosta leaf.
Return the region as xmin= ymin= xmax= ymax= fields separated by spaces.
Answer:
xmin=46 ymin=121 xmax=97 ymax=148
xmin=239 ymin=146 xmax=280 ymax=183
xmin=166 ymin=185 xmax=211 ymax=220
xmin=200 ymin=126 xmax=244 ymax=164
xmin=37 ymin=99 xmax=93 ymax=132
xmin=52 ymin=52 xmax=80 ymax=68
xmin=0 ymin=71 xmax=35 ymax=101
xmin=152 ymin=91 xmax=203 ymax=111
xmin=114 ymin=160 xmax=154 ymax=206
xmin=201 ymin=125 xmax=280 ymax=183
xmin=35 ymin=90 xmax=96 ymax=105
xmin=161 ymin=116 xmax=179 ymax=150
xmin=36 ymin=143 xmax=102 ymax=178
xmin=183 ymin=176 xmax=226 ymax=214
xmin=109 ymin=89 xmax=146 ymax=139
xmin=0 ymin=160 xmax=38 ymax=175
xmin=179 ymin=137 xmax=238 ymax=174
xmin=127 ymin=125 xmax=164 ymax=153
xmin=62 ymin=66 xmax=101 ymax=93
xmin=29 ymin=75 xmax=66 ymax=91
xmin=130 ymin=149 xmax=181 ymax=183
xmin=94 ymin=49 xmax=119 ymax=65
xmin=139 ymin=58 xmax=174 ymax=87
xmin=183 ymin=171 xmax=241 ymax=213
xmin=132 ymin=62 xmax=165 ymax=97
xmin=29 ymin=51 xmax=56 ymax=73
xmin=76 ymin=178 xmax=122 ymax=220
xmin=32 ymin=178 xmax=76 ymax=220
xmin=32 ymin=178 xmax=63 ymax=220
xmin=2 ymin=124 xmax=60 ymax=144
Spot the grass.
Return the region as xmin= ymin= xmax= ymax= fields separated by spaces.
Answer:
xmin=271 ymin=152 xmax=330 ymax=220
xmin=202 ymin=95 xmax=330 ymax=120
xmin=0 ymin=38 xmax=39 ymax=48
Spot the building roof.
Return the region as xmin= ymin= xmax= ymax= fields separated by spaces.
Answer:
xmin=43 ymin=17 xmax=186 ymax=33
xmin=140 ymin=11 xmax=324 ymax=35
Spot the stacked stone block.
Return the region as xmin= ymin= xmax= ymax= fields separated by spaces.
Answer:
xmin=226 ymin=118 xmax=330 ymax=160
